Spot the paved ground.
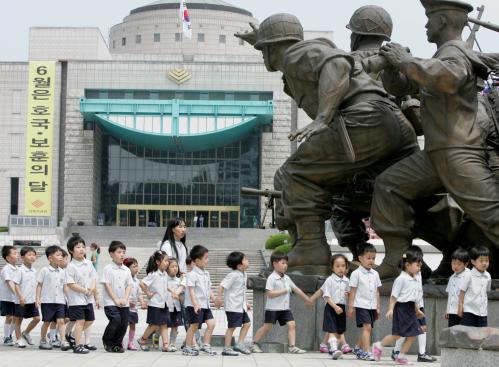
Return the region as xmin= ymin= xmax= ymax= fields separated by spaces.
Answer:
xmin=0 ymin=346 xmax=440 ymax=367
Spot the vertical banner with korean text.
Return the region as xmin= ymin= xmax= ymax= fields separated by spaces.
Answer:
xmin=24 ymin=61 xmax=56 ymax=216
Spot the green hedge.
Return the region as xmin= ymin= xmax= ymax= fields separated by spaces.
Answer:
xmin=265 ymin=233 xmax=292 ymax=250
xmin=0 ymin=227 xmax=7 ymax=233
xmin=273 ymin=243 xmax=292 ymax=254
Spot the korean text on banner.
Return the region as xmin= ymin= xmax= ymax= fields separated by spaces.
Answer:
xmin=24 ymin=61 xmax=56 ymax=216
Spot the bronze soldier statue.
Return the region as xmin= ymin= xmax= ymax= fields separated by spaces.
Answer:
xmin=236 ymin=13 xmax=418 ymax=275
xmin=371 ymin=0 xmax=499 ymax=279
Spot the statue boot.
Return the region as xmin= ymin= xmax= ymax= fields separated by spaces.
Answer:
xmin=287 ymin=217 xmax=332 ymax=276
xmin=375 ymin=237 xmax=410 ymax=280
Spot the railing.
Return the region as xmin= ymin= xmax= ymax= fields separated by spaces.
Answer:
xmin=9 ymin=215 xmax=53 ymax=227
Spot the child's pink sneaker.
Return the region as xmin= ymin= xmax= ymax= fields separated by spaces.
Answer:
xmin=341 ymin=344 xmax=352 ymax=354
xmin=127 ymin=342 xmax=138 ymax=351
xmin=394 ymin=356 xmax=409 ymax=365
xmin=372 ymin=342 xmax=383 ymax=362
xmin=319 ymin=343 xmax=329 ymax=353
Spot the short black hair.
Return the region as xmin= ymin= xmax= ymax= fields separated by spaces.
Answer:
xmin=451 ymin=248 xmax=470 ymax=263
xmin=469 ymin=245 xmax=490 ymax=260
xmin=190 ymin=245 xmax=209 ymax=261
xmin=185 ymin=255 xmax=192 ymax=265
xmin=45 ymin=245 xmax=62 ymax=258
xmin=270 ymin=252 xmax=288 ymax=267
xmin=61 ymin=249 xmax=69 ymax=258
xmin=226 ymin=251 xmax=246 ymax=270
xmin=67 ymin=236 xmax=86 ymax=257
xmin=357 ymin=242 xmax=376 ymax=256
xmin=108 ymin=240 xmax=126 ymax=253
xmin=20 ymin=246 xmax=36 ymax=257
xmin=1 ymin=245 xmax=16 ymax=260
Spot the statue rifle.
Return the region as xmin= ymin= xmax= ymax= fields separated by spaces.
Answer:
xmin=466 ymin=6 xmax=485 ymax=50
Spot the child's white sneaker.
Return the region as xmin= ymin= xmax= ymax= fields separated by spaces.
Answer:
xmin=250 ymin=343 xmax=264 ymax=353
xmin=288 ymin=345 xmax=306 ymax=354
xmin=15 ymin=339 xmax=27 ymax=348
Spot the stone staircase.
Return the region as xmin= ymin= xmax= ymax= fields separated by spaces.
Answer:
xmin=138 ymin=249 xmax=266 ymax=307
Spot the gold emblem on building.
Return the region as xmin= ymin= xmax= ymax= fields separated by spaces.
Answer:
xmin=168 ymin=67 xmax=192 ymax=85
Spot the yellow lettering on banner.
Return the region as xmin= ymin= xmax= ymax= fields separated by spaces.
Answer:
xmin=24 ymin=61 xmax=56 ymax=216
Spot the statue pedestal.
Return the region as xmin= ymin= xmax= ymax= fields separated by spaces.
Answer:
xmin=248 ymin=273 xmax=499 ymax=354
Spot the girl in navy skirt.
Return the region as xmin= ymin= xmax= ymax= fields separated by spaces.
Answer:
xmin=372 ymin=246 xmax=424 ymax=365
xmin=124 ymin=257 xmax=145 ymax=351
xmin=166 ymin=258 xmax=184 ymax=351
xmin=309 ymin=254 xmax=352 ymax=359
xmin=138 ymin=251 xmax=171 ymax=352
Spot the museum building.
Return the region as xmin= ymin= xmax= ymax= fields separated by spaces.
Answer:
xmin=0 ymin=0 xmax=332 ymax=229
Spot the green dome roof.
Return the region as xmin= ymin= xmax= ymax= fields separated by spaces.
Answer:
xmin=131 ymin=0 xmax=252 ymax=17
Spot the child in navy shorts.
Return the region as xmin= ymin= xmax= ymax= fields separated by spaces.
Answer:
xmin=309 ymin=254 xmax=352 ymax=360
xmin=445 ymin=248 xmax=470 ymax=327
xmin=1 ymin=245 xmax=19 ymax=346
xmin=372 ymin=246 xmax=425 ymax=365
xmin=250 ymin=252 xmax=310 ymax=354
xmin=348 ymin=242 xmax=381 ymax=361
xmin=36 ymin=245 xmax=70 ymax=350
xmin=183 ymin=245 xmax=216 ymax=356
xmin=215 ymin=251 xmax=252 ymax=356
xmin=138 ymin=250 xmax=171 ymax=352
xmin=12 ymin=246 xmax=40 ymax=348
xmin=123 ymin=257 xmax=144 ymax=350
xmin=458 ymin=246 xmax=491 ymax=327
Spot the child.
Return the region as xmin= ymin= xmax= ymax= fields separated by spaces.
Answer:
xmin=13 ymin=246 xmax=40 ymax=348
xmin=309 ymin=254 xmax=352 ymax=360
xmin=123 ymin=257 xmax=144 ymax=350
xmin=101 ymin=241 xmax=133 ymax=353
xmin=65 ymin=236 xmax=97 ymax=354
xmin=1 ymin=245 xmax=19 ymax=346
xmin=372 ymin=247 xmax=425 ymax=365
xmin=391 ymin=246 xmax=436 ymax=362
xmin=183 ymin=245 xmax=217 ymax=356
xmin=459 ymin=246 xmax=491 ymax=327
xmin=445 ymin=248 xmax=470 ymax=327
xmin=166 ymin=258 xmax=184 ymax=352
xmin=36 ymin=245 xmax=70 ymax=350
xmin=250 ymin=252 xmax=309 ymax=354
xmin=89 ymin=243 xmax=100 ymax=272
xmin=215 ymin=251 xmax=252 ymax=356
xmin=138 ymin=250 xmax=171 ymax=352
xmin=348 ymin=242 xmax=381 ymax=361
xmin=180 ymin=256 xmax=203 ymax=349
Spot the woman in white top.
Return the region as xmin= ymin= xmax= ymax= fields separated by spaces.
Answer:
xmin=159 ymin=219 xmax=188 ymax=274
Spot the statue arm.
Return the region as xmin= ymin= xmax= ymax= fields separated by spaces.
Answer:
xmin=316 ymin=58 xmax=352 ymax=125
xmin=398 ymin=55 xmax=469 ymax=94
xmin=476 ymin=52 xmax=499 ymax=72
xmin=288 ymin=57 xmax=352 ymax=142
xmin=381 ymin=66 xmax=419 ymax=97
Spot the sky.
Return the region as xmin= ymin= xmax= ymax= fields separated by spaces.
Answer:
xmin=1 ymin=0 xmax=499 ymax=61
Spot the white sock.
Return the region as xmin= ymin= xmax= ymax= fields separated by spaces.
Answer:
xmin=49 ymin=328 xmax=56 ymax=340
xmin=3 ymin=322 xmax=10 ymax=338
xmin=84 ymin=326 xmax=92 ymax=345
xmin=394 ymin=337 xmax=404 ymax=353
xmin=328 ymin=337 xmax=338 ymax=351
xmin=418 ymin=333 xmax=427 ymax=355
xmin=9 ymin=322 xmax=15 ymax=336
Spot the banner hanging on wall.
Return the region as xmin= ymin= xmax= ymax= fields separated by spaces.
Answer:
xmin=24 ymin=61 xmax=56 ymax=216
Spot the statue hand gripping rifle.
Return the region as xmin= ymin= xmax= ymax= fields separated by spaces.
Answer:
xmin=236 ymin=14 xmax=418 ymax=276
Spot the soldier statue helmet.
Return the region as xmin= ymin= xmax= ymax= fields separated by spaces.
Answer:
xmin=346 ymin=5 xmax=393 ymax=41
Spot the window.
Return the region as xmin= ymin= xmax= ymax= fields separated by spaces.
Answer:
xmin=175 ymin=33 xmax=182 ymax=42
xmin=219 ymin=35 xmax=226 ymax=44
xmin=154 ymin=33 xmax=160 ymax=42
xmin=136 ymin=34 xmax=141 ymax=44
xmin=197 ymin=33 xmax=205 ymax=42
xmin=11 ymin=90 xmax=21 ymax=114
xmin=10 ymin=178 xmax=19 ymax=215
xmin=122 ymin=37 xmax=126 ymax=46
